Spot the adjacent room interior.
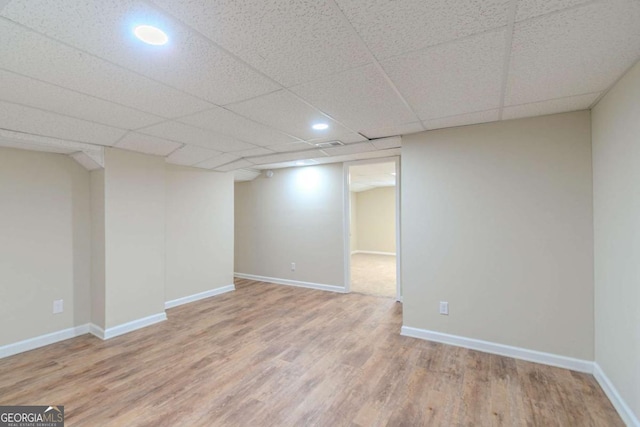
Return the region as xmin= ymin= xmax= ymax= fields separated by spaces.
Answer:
xmin=0 ymin=0 xmax=639 ymax=425
xmin=348 ymin=161 xmax=398 ymax=298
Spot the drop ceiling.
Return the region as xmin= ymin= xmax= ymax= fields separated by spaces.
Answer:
xmin=0 ymin=0 xmax=638 ymax=179
xmin=350 ymin=162 xmax=396 ymax=193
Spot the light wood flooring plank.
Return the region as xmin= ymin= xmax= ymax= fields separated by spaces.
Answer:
xmin=0 ymin=279 xmax=624 ymax=426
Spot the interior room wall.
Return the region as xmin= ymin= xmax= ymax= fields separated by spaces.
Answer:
xmin=90 ymin=169 xmax=105 ymax=329
xmin=165 ymin=164 xmax=234 ymax=302
xmin=355 ymin=186 xmax=396 ymax=254
xmin=402 ymin=111 xmax=594 ymax=360
xmin=102 ymin=148 xmax=165 ymax=328
xmin=592 ymin=60 xmax=640 ymax=422
xmin=234 ymin=164 xmax=345 ymax=287
xmin=350 ymin=191 xmax=358 ymax=253
xmin=0 ymin=147 xmax=91 ymax=346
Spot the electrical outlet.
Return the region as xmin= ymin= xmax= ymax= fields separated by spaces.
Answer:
xmin=291 ymin=262 xmax=296 ymax=271
xmin=439 ymin=301 xmax=448 ymax=315
xmin=53 ymin=299 xmax=64 ymax=314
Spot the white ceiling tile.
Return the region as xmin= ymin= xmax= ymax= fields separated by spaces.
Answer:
xmin=149 ymin=0 xmax=371 ymax=87
xmin=351 ymin=172 xmax=396 ymax=187
xmin=335 ymin=0 xmax=510 ymax=59
xmin=305 ymin=132 xmax=367 ymax=145
xmin=178 ymin=107 xmax=298 ymax=147
xmin=166 ymin=144 xmax=220 ymax=166
xmin=70 ymin=151 xmax=102 ymax=171
xmin=226 ymin=90 xmax=357 ymax=140
xmin=506 ymin=0 xmax=640 ymax=105
xmin=502 ymin=93 xmax=599 ymax=120
xmin=1 ymin=0 xmax=279 ymax=105
xmin=321 ymin=142 xmax=376 ymax=156
xmin=0 ymin=100 xmax=126 ymax=146
xmin=382 ymin=30 xmax=506 ymax=120
xmin=290 ymin=64 xmax=417 ymax=131
xmin=362 ymin=122 xmax=424 ymax=139
xmin=194 ymin=153 xmax=240 ymax=169
xmin=0 ymin=19 xmax=212 ymax=118
xmin=114 ymin=132 xmax=182 ymax=156
xmin=249 ymin=150 xmax=327 ymax=165
xmin=350 ymin=183 xmax=375 ymax=192
xmin=312 ymin=147 xmax=401 ymax=165
xmin=0 ymin=137 xmax=74 ymax=154
xmin=0 ymin=69 xmax=163 ymax=130
xmin=234 ymin=169 xmax=262 ymax=182
xmin=515 ymin=0 xmax=594 ymax=21
xmin=228 ymin=147 xmax=274 ymax=157
xmin=423 ymin=109 xmax=500 ymax=131
xmin=253 ymin=148 xmax=401 ymax=170
xmin=250 ymin=160 xmax=314 ymax=170
xmin=138 ymin=121 xmax=255 ymax=152
xmin=0 ymin=128 xmax=104 ymax=155
xmin=351 ymin=162 xmax=396 ymax=177
xmin=214 ymin=159 xmax=255 ymax=172
xmin=369 ymin=136 xmax=401 ymax=150
xmin=266 ymin=142 xmax=316 ymax=153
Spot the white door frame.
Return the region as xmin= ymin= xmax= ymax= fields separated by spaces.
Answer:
xmin=343 ymin=156 xmax=402 ymax=301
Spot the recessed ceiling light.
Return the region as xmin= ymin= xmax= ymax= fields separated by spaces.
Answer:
xmin=134 ymin=25 xmax=168 ymax=46
xmin=312 ymin=123 xmax=329 ymax=130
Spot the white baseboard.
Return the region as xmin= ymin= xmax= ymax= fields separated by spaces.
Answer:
xmin=351 ymin=250 xmax=396 ymax=256
xmin=89 ymin=323 xmax=105 ymax=339
xmin=234 ymin=272 xmax=346 ymax=294
xmin=0 ymin=324 xmax=90 ymax=359
xmin=165 ymin=284 xmax=235 ymax=309
xmin=400 ymin=326 xmax=594 ymax=373
xmin=593 ymin=363 xmax=640 ymax=427
xmin=90 ymin=312 xmax=167 ymax=340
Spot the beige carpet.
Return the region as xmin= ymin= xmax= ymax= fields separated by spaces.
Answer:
xmin=350 ymin=253 xmax=396 ymax=297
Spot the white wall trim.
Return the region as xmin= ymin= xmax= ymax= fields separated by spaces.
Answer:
xmin=165 ymin=285 xmax=235 ymax=309
xmin=89 ymin=323 xmax=105 ymax=340
xmin=91 ymin=312 xmax=167 ymax=340
xmin=401 ymin=326 xmax=594 ymax=373
xmin=351 ymin=250 xmax=396 ymax=256
xmin=593 ymin=363 xmax=640 ymax=427
xmin=0 ymin=324 xmax=90 ymax=359
xmin=234 ymin=273 xmax=346 ymax=293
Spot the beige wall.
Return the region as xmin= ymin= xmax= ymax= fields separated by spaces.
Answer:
xmin=165 ymin=164 xmax=234 ymax=301
xmin=349 ymin=191 xmax=358 ymax=253
xmin=0 ymin=147 xmax=91 ymax=346
xmin=592 ymin=60 xmax=640 ymax=420
xmin=402 ymin=111 xmax=594 ymax=359
xmin=235 ymin=164 xmax=345 ymax=287
xmin=103 ymin=148 xmax=165 ymax=328
xmin=90 ymin=169 xmax=105 ymax=328
xmin=355 ymin=187 xmax=396 ymax=254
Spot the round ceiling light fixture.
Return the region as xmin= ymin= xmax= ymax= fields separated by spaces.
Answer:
xmin=134 ymin=25 xmax=169 ymax=46
xmin=312 ymin=123 xmax=329 ymax=130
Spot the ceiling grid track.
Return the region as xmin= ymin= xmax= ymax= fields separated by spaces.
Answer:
xmin=141 ymin=0 xmax=365 ymax=139
xmin=0 ymin=15 xmax=219 ymax=112
xmin=328 ymin=0 xmax=426 ymax=131
xmin=1 ymin=0 xmax=638 ymax=175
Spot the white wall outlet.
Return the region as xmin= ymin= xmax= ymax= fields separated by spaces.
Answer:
xmin=439 ymin=301 xmax=448 ymax=315
xmin=291 ymin=262 xmax=296 ymax=271
xmin=53 ymin=299 xmax=64 ymax=314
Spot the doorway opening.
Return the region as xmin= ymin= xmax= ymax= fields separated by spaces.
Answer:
xmin=344 ymin=158 xmax=401 ymax=300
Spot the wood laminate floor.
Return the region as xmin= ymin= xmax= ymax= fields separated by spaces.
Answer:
xmin=0 ymin=279 xmax=622 ymax=426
